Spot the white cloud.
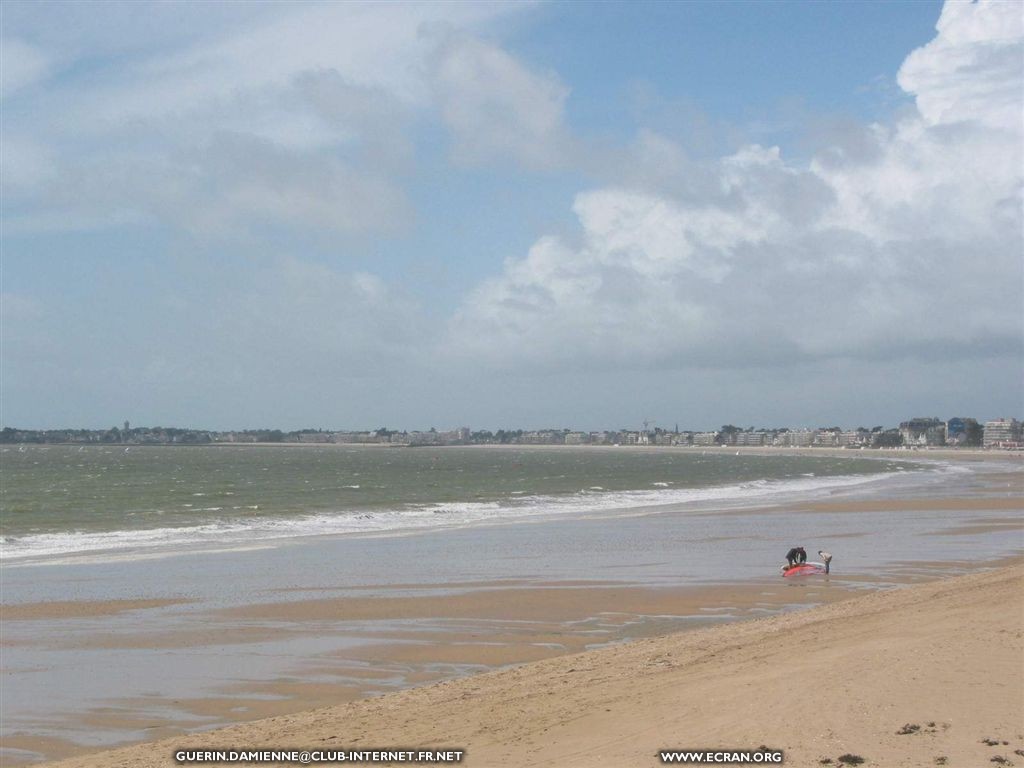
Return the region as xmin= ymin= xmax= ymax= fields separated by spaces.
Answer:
xmin=1 ymin=2 xmax=531 ymax=237
xmin=150 ymin=132 xmax=413 ymax=237
xmin=63 ymin=2 xmax=522 ymax=128
xmin=429 ymin=33 xmax=572 ymax=169
xmin=447 ymin=0 xmax=1023 ymax=371
xmin=898 ymin=0 xmax=1024 ymax=130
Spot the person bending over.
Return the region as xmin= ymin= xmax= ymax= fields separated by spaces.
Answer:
xmin=785 ymin=547 xmax=805 ymax=567
xmin=818 ymin=550 xmax=833 ymax=574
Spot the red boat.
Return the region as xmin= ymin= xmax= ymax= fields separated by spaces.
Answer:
xmin=782 ymin=562 xmax=828 ymax=577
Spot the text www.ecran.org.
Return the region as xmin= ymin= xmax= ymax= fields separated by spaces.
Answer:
xmin=659 ymin=750 xmax=784 ymax=764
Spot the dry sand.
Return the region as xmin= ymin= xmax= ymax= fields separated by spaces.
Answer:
xmin=36 ymin=564 xmax=1024 ymax=768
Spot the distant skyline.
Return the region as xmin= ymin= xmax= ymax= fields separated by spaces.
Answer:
xmin=0 ymin=412 xmax=1015 ymax=436
xmin=2 ymin=0 xmax=1022 ymax=431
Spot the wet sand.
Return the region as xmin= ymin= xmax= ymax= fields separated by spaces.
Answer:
xmin=33 ymin=563 xmax=1024 ymax=768
xmin=7 ymin=556 xmax=1022 ymax=766
xmin=2 ymin=577 xmax=871 ymax=764
xmin=0 ymin=598 xmax=195 ymax=621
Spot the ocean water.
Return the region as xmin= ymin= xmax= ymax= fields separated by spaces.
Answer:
xmin=1 ymin=448 xmax=1019 ymax=762
xmin=0 ymin=445 xmax=923 ymax=563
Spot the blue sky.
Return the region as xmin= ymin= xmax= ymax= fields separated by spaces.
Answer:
xmin=2 ymin=0 xmax=1021 ymax=431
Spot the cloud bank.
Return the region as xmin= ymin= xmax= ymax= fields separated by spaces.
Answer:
xmin=447 ymin=0 xmax=1023 ymax=373
xmin=1 ymin=2 xmax=529 ymax=237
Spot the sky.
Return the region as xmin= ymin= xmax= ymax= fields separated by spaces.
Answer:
xmin=2 ymin=0 xmax=1022 ymax=432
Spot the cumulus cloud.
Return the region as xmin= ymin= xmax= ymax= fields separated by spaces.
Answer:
xmin=898 ymin=0 xmax=1023 ymax=130
xmin=429 ymin=33 xmax=572 ymax=169
xmin=447 ymin=0 xmax=1023 ymax=372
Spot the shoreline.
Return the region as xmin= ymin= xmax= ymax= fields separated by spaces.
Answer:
xmin=5 ymin=448 xmax=1010 ymax=568
xmin=32 ymin=562 xmax=1024 ymax=768
xmin=2 ymin=453 xmax=1021 ymax=765
xmin=8 ymin=441 xmax=1023 ymax=458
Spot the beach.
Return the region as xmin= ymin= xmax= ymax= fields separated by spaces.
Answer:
xmin=26 ymin=561 xmax=1023 ymax=768
xmin=1 ymin=449 xmax=1021 ymax=766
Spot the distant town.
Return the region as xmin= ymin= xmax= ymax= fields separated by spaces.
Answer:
xmin=2 ymin=417 xmax=1022 ymax=450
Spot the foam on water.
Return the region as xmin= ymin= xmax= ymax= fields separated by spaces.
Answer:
xmin=0 ymin=466 xmax=935 ymax=565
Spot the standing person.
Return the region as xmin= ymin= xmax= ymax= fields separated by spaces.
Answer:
xmin=818 ymin=550 xmax=833 ymax=574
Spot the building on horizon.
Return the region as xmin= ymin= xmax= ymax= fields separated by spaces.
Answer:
xmin=945 ymin=417 xmax=979 ymax=446
xmin=813 ymin=429 xmax=840 ymax=448
xmin=735 ymin=431 xmax=765 ymax=447
xmin=692 ymin=431 xmax=718 ymax=447
xmin=983 ymin=418 xmax=1022 ymax=449
xmin=839 ymin=429 xmax=872 ymax=448
xmin=900 ymin=417 xmax=945 ymax=447
xmin=776 ymin=429 xmax=813 ymax=447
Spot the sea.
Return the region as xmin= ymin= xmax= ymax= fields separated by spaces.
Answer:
xmin=1 ymin=444 xmax=927 ymax=564
xmin=2 ymin=444 xmax=1021 ymax=763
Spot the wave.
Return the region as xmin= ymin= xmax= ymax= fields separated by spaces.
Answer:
xmin=0 ymin=467 xmax=933 ymax=565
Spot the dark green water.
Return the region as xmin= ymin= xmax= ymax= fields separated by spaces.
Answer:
xmin=0 ymin=445 xmax=920 ymax=560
